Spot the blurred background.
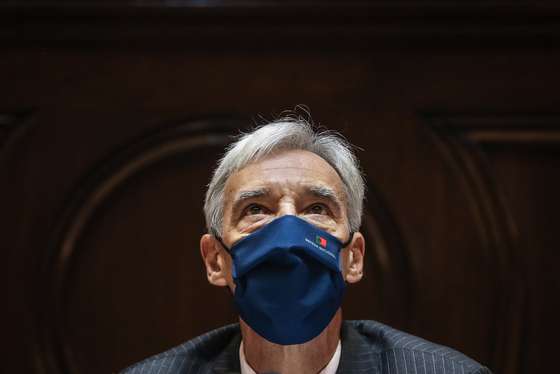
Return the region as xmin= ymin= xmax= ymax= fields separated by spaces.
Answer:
xmin=1 ymin=1 xmax=559 ymax=373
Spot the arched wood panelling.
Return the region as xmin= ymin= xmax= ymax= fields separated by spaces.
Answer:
xmin=426 ymin=116 xmax=525 ymax=373
xmin=34 ymin=119 xmax=242 ymax=373
xmin=427 ymin=115 xmax=560 ymax=374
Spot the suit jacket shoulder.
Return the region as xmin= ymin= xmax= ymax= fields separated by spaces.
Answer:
xmin=120 ymin=323 xmax=241 ymax=374
xmin=339 ymin=320 xmax=492 ymax=374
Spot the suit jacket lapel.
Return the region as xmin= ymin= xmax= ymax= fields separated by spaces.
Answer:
xmin=209 ymin=330 xmax=242 ymax=374
xmin=336 ymin=321 xmax=381 ymax=374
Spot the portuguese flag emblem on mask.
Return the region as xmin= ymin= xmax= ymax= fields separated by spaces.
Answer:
xmin=315 ymin=235 xmax=327 ymax=248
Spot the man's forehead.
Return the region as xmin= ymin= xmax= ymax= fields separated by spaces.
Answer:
xmin=252 ymin=149 xmax=333 ymax=170
xmin=225 ymin=150 xmax=345 ymax=198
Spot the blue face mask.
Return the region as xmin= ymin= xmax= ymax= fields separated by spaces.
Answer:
xmin=216 ymin=215 xmax=353 ymax=345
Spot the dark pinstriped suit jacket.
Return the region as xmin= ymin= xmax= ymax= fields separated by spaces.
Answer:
xmin=121 ymin=320 xmax=491 ymax=374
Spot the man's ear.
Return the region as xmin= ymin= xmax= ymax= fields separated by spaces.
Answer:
xmin=342 ymin=232 xmax=365 ymax=283
xmin=200 ymin=234 xmax=231 ymax=287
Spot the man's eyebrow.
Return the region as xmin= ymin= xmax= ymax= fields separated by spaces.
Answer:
xmin=308 ymin=185 xmax=343 ymax=208
xmin=231 ymin=188 xmax=271 ymax=213
xmin=237 ymin=188 xmax=270 ymax=201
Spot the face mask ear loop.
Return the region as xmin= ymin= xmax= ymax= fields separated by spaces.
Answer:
xmin=213 ymin=235 xmax=235 ymax=296
xmin=341 ymin=232 xmax=354 ymax=248
xmin=214 ymin=235 xmax=232 ymax=254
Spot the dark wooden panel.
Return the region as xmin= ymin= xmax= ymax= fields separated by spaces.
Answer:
xmin=427 ymin=116 xmax=560 ymax=374
xmin=488 ymin=145 xmax=560 ymax=374
xmin=42 ymin=120 xmax=242 ymax=373
xmin=495 ymin=148 xmax=560 ymax=374
xmin=0 ymin=110 xmax=38 ymax=374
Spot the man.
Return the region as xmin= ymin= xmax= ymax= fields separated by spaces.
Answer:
xmin=122 ymin=117 xmax=491 ymax=374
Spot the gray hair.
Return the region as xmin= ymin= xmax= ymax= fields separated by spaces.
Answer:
xmin=204 ymin=117 xmax=365 ymax=237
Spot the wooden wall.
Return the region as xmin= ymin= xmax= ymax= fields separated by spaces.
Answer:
xmin=1 ymin=2 xmax=559 ymax=373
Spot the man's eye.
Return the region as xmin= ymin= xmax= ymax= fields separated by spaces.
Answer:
xmin=306 ymin=203 xmax=329 ymax=215
xmin=246 ymin=204 xmax=267 ymax=216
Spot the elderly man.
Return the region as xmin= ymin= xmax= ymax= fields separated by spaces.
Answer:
xmin=122 ymin=118 xmax=491 ymax=374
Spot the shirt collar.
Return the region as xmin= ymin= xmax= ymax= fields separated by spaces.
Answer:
xmin=239 ymin=340 xmax=342 ymax=374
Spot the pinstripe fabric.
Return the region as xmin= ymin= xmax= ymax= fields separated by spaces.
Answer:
xmin=120 ymin=321 xmax=492 ymax=374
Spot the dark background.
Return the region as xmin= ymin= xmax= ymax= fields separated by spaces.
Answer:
xmin=1 ymin=1 xmax=559 ymax=373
